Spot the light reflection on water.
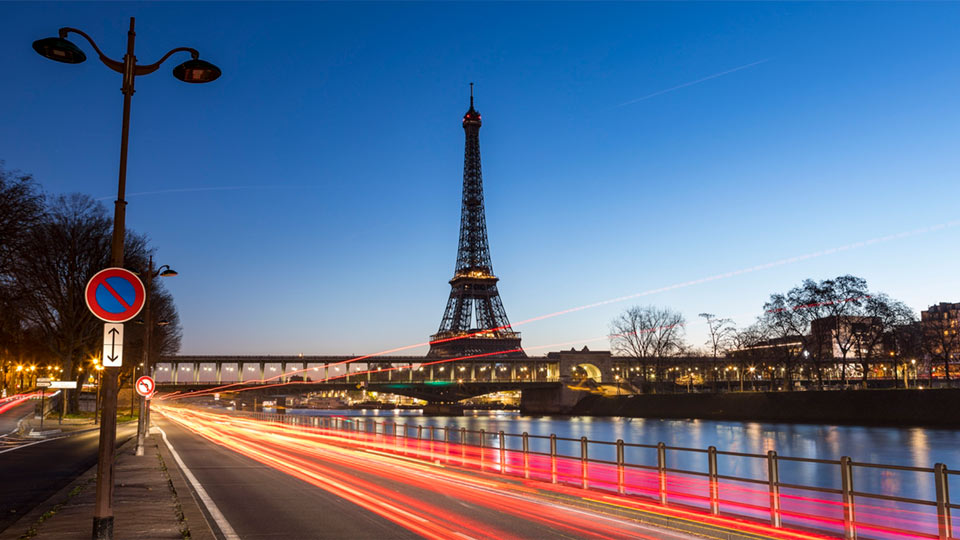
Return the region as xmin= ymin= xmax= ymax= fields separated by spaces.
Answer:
xmin=286 ymin=408 xmax=960 ymax=512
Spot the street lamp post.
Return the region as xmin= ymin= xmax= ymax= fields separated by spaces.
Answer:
xmin=135 ymin=256 xmax=176 ymax=456
xmin=93 ymin=363 xmax=104 ymax=425
xmin=34 ymin=18 xmax=219 ymax=540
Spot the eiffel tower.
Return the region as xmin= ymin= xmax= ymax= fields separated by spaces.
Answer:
xmin=427 ymin=85 xmax=525 ymax=359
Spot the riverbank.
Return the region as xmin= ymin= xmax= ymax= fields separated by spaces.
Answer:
xmin=569 ymin=388 xmax=960 ymax=427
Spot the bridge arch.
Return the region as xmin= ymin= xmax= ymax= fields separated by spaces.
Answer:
xmin=548 ymin=347 xmax=616 ymax=384
xmin=574 ymin=363 xmax=603 ymax=382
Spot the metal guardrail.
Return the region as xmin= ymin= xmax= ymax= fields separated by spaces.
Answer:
xmin=205 ymin=408 xmax=953 ymax=540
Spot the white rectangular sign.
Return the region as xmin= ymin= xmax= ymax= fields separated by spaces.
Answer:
xmin=50 ymin=381 xmax=77 ymax=389
xmin=36 ymin=377 xmax=52 ymax=388
xmin=102 ymin=323 xmax=124 ymax=367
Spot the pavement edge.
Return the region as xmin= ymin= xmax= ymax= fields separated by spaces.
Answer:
xmin=0 ymin=437 xmax=110 ymax=540
xmin=152 ymin=431 xmax=218 ymax=540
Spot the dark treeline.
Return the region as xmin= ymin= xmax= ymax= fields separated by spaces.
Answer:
xmin=610 ymin=276 xmax=923 ymax=393
xmin=0 ymin=163 xmax=181 ymax=411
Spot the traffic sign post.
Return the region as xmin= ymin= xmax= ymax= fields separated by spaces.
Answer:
xmin=36 ymin=378 xmax=51 ymax=431
xmin=85 ymin=267 xmax=145 ymax=539
xmin=135 ymin=376 xmax=155 ymax=397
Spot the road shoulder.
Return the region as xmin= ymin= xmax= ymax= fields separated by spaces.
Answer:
xmin=0 ymin=432 xmax=216 ymax=540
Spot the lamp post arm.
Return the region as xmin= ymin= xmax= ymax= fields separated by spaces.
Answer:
xmin=135 ymin=47 xmax=199 ymax=76
xmin=59 ymin=27 xmax=124 ymax=73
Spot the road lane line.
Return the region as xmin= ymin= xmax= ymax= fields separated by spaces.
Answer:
xmin=0 ymin=435 xmax=67 ymax=454
xmin=153 ymin=425 xmax=241 ymax=540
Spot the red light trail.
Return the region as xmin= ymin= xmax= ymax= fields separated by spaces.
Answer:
xmin=157 ymin=406 xmax=905 ymax=539
xmin=0 ymin=393 xmax=39 ymax=414
xmin=158 ymin=406 xmax=673 ymax=539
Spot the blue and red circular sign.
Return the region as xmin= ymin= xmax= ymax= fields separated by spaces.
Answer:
xmin=85 ymin=267 xmax=146 ymax=323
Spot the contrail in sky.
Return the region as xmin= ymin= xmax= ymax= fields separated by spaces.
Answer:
xmin=615 ymin=59 xmax=770 ymax=108
xmin=94 ymin=185 xmax=295 ymax=201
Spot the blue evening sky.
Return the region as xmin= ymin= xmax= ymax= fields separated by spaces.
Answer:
xmin=2 ymin=2 xmax=959 ymax=356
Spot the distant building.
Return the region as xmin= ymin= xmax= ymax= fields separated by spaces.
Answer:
xmin=728 ymin=336 xmax=804 ymax=362
xmin=810 ymin=316 xmax=885 ymax=360
xmin=920 ymin=303 xmax=960 ymax=378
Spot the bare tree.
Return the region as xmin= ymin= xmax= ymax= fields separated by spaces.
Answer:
xmin=854 ymin=294 xmax=915 ymax=385
xmin=893 ymin=322 xmax=922 ymax=387
xmin=0 ymin=163 xmax=44 ymax=276
xmin=699 ymin=313 xmax=735 ymax=392
xmin=14 ymin=194 xmax=149 ymax=411
xmin=725 ymin=323 xmax=764 ymax=391
xmin=763 ymin=288 xmax=832 ymax=390
xmin=744 ymin=312 xmax=801 ymax=390
xmin=0 ymin=163 xmax=45 ymax=391
xmin=610 ymin=305 xmax=686 ymax=392
xmin=762 ymin=276 xmax=914 ymax=390
xmin=819 ymin=275 xmax=870 ymax=385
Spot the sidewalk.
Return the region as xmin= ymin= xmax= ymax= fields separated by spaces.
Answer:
xmin=0 ymin=419 xmax=215 ymax=540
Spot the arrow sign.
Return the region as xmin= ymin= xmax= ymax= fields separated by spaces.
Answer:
xmin=102 ymin=323 xmax=124 ymax=367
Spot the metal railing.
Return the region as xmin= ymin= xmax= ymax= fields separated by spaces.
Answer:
xmin=210 ymin=409 xmax=953 ymax=540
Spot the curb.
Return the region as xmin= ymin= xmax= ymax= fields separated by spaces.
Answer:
xmin=152 ymin=432 xmax=218 ymax=540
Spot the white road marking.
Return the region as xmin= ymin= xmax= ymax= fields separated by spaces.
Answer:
xmin=153 ymin=425 xmax=241 ymax=540
xmin=0 ymin=436 xmax=66 ymax=454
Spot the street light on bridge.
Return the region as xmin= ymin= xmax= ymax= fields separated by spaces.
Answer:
xmin=33 ymin=18 xmax=219 ymax=540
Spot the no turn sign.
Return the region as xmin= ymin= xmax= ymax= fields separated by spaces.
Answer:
xmin=135 ymin=376 xmax=155 ymax=397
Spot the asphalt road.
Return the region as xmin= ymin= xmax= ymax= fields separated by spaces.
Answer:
xmin=154 ymin=413 xmax=698 ymax=540
xmin=0 ymin=399 xmax=31 ymax=436
xmin=0 ymin=405 xmax=136 ymax=533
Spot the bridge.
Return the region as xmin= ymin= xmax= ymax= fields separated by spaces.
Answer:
xmin=153 ymin=349 xmax=626 ymax=413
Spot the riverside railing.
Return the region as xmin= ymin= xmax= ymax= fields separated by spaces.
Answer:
xmin=210 ymin=408 xmax=953 ymax=540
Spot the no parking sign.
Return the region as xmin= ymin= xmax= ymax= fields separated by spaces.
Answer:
xmin=85 ymin=268 xmax=145 ymax=323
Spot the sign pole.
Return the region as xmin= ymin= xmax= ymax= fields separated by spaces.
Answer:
xmin=136 ymin=257 xmax=152 ymax=457
xmin=85 ymin=266 xmax=143 ymax=540
xmin=40 ymin=388 xmax=45 ymax=431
